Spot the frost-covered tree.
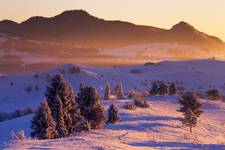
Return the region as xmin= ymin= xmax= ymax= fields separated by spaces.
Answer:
xmin=158 ymin=81 xmax=169 ymax=95
xmin=182 ymin=108 xmax=197 ymax=132
xmin=104 ymin=82 xmax=111 ymax=100
xmin=178 ymin=92 xmax=203 ymax=117
xmin=31 ymin=100 xmax=58 ymax=139
xmin=169 ymin=81 xmax=178 ymax=95
xmin=107 ymin=104 xmax=120 ymax=124
xmin=45 ymin=73 xmax=85 ymax=137
xmin=77 ymin=86 xmax=106 ymax=129
xmin=150 ymin=82 xmax=158 ymax=96
xmin=178 ymin=92 xmax=203 ymax=132
xmin=116 ymin=82 xmax=124 ymax=99
xmin=128 ymin=89 xmax=136 ymax=99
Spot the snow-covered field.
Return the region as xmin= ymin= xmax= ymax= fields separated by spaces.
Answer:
xmin=0 ymin=59 xmax=225 ymax=149
xmin=1 ymin=98 xmax=225 ymax=149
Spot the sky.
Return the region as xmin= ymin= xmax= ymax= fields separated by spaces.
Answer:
xmin=0 ymin=0 xmax=225 ymax=41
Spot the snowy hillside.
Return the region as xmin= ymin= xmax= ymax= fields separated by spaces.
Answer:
xmin=0 ymin=59 xmax=225 ymax=149
xmin=1 ymin=59 xmax=225 ymax=112
xmin=1 ymin=98 xmax=225 ymax=149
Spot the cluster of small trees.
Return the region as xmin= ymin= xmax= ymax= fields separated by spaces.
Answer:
xmin=31 ymin=74 xmax=106 ymax=139
xmin=150 ymin=81 xmax=178 ymax=96
xmin=31 ymin=74 xmax=122 ymax=140
xmin=104 ymin=82 xmax=124 ymax=100
xmin=0 ymin=107 xmax=33 ymax=122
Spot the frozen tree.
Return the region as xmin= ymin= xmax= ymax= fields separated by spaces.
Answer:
xmin=31 ymin=100 xmax=58 ymax=139
xmin=178 ymin=92 xmax=203 ymax=132
xmin=116 ymin=82 xmax=124 ymax=99
xmin=77 ymin=86 xmax=106 ymax=129
xmin=158 ymin=81 xmax=169 ymax=95
xmin=128 ymin=89 xmax=136 ymax=99
xmin=169 ymin=81 xmax=178 ymax=95
xmin=104 ymin=82 xmax=111 ymax=100
xmin=107 ymin=104 xmax=120 ymax=124
xmin=182 ymin=108 xmax=197 ymax=132
xmin=45 ymin=73 xmax=85 ymax=137
xmin=150 ymin=82 xmax=158 ymax=96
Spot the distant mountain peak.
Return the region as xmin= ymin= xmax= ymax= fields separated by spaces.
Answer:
xmin=55 ymin=9 xmax=92 ymax=18
xmin=171 ymin=21 xmax=195 ymax=31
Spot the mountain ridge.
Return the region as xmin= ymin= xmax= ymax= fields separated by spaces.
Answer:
xmin=0 ymin=9 xmax=224 ymax=49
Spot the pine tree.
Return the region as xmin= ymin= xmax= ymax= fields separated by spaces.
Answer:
xmin=178 ymin=92 xmax=203 ymax=132
xmin=31 ymin=100 xmax=58 ymax=139
xmin=169 ymin=81 xmax=178 ymax=95
xmin=150 ymin=82 xmax=158 ymax=96
xmin=52 ymin=95 xmax=68 ymax=137
xmin=178 ymin=92 xmax=203 ymax=117
xmin=158 ymin=81 xmax=169 ymax=95
xmin=77 ymin=86 xmax=106 ymax=129
xmin=104 ymin=82 xmax=111 ymax=100
xmin=116 ymin=82 xmax=124 ymax=99
xmin=45 ymin=73 xmax=85 ymax=137
xmin=107 ymin=104 xmax=120 ymax=124
xmin=182 ymin=108 xmax=197 ymax=132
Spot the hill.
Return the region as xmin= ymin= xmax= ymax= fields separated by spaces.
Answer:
xmin=0 ymin=60 xmax=225 ymax=149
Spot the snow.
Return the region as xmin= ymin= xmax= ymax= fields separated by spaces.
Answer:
xmin=1 ymin=97 xmax=225 ymax=149
xmin=0 ymin=59 xmax=225 ymax=149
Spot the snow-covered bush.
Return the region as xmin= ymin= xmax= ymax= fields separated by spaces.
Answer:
xmin=68 ymin=65 xmax=81 ymax=74
xmin=206 ymin=89 xmax=221 ymax=101
xmin=35 ymin=85 xmax=39 ymax=91
xmin=14 ymin=109 xmax=22 ymax=117
xmin=150 ymin=81 xmax=159 ymax=96
xmin=77 ymin=86 xmax=106 ymax=129
xmin=144 ymin=62 xmax=156 ymax=66
xmin=25 ymin=85 xmax=33 ymax=93
xmin=169 ymin=81 xmax=178 ymax=95
xmin=124 ymin=103 xmax=136 ymax=110
xmin=134 ymin=98 xmax=150 ymax=108
xmin=107 ymin=104 xmax=120 ymax=124
xmin=130 ymin=69 xmax=142 ymax=74
xmin=34 ymin=72 xmax=39 ymax=79
xmin=158 ymin=81 xmax=169 ymax=95
xmin=128 ymin=89 xmax=149 ymax=99
xmin=11 ymin=130 xmax=26 ymax=141
xmin=10 ymin=81 xmax=14 ymax=86
xmin=24 ymin=106 xmax=33 ymax=114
